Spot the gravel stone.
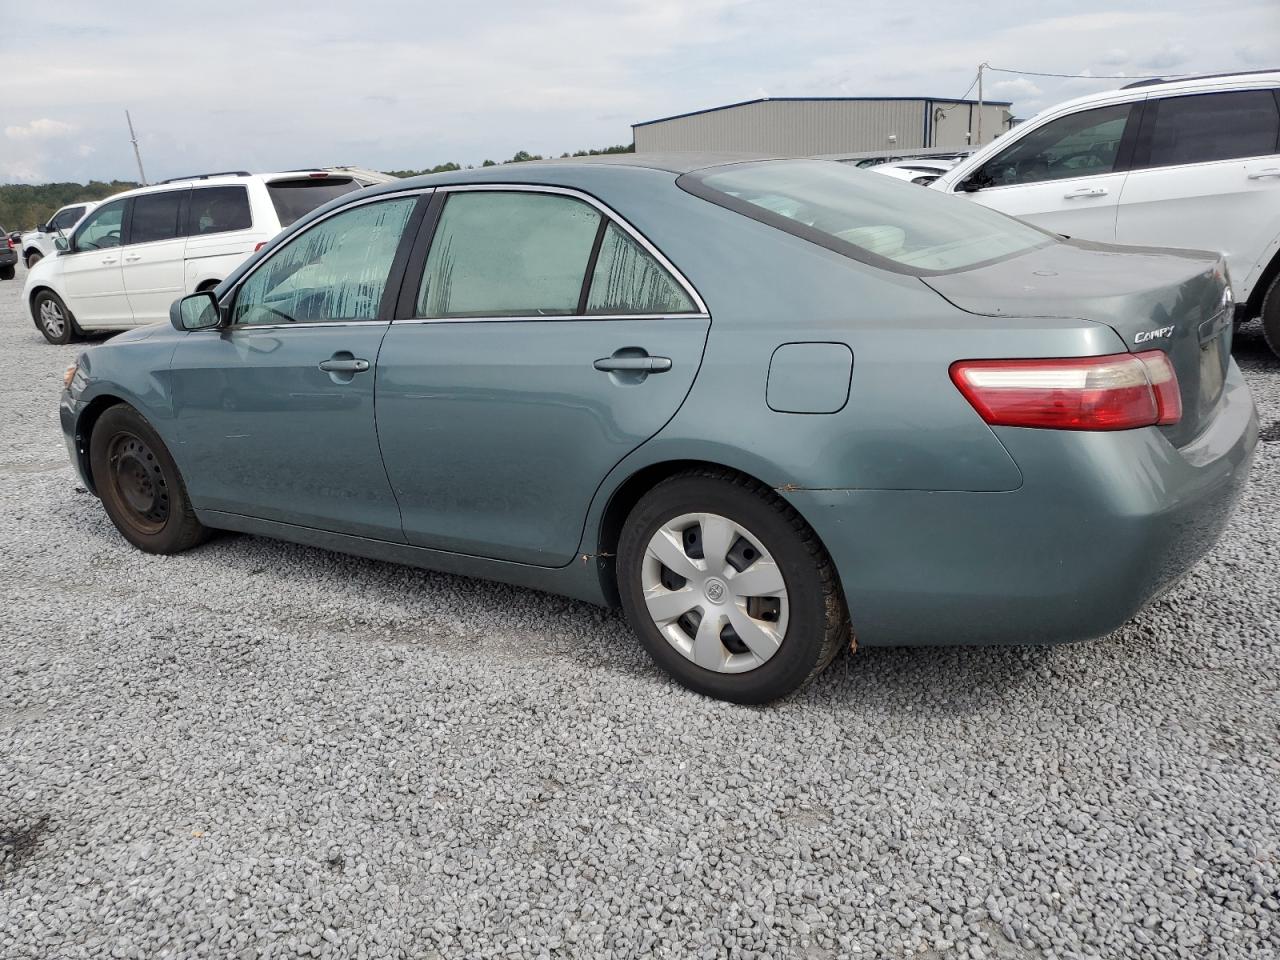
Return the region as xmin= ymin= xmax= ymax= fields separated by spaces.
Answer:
xmin=0 ymin=267 xmax=1278 ymax=959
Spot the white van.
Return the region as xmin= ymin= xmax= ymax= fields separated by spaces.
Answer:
xmin=931 ymin=70 xmax=1280 ymax=356
xmin=22 ymin=170 xmax=373 ymax=343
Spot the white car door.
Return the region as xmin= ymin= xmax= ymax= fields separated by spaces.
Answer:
xmin=947 ymin=100 xmax=1142 ymax=240
xmin=121 ymin=188 xmax=190 ymax=324
xmin=60 ymin=198 xmax=132 ymax=325
xmin=1115 ymin=88 xmax=1280 ymax=303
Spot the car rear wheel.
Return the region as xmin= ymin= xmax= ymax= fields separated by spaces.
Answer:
xmin=617 ymin=471 xmax=849 ymax=703
xmin=26 ymin=251 xmax=42 ymax=269
xmin=1261 ymin=274 xmax=1280 ymax=360
xmin=33 ymin=290 xmax=78 ymax=345
xmin=89 ymin=404 xmax=210 ymax=554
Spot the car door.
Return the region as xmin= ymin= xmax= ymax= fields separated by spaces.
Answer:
xmin=168 ymin=193 xmax=423 ymax=541
xmin=60 ymin=198 xmax=132 ymax=325
xmin=1115 ymin=88 xmax=1280 ymax=302
xmin=121 ymin=188 xmax=190 ymax=324
xmin=952 ymin=100 xmax=1142 ymax=239
xmin=376 ymin=186 xmax=711 ymax=567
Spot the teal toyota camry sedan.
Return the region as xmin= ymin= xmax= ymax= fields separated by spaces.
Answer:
xmin=55 ymin=156 xmax=1258 ymax=703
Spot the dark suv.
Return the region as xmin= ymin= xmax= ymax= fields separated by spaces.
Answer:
xmin=0 ymin=226 xmax=17 ymax=281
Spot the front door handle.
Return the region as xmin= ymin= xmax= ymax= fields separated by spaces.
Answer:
xmin=1063 ymin=187 xmax=1108 ymax=199
xmin=101 ymin=257 xmax=118 ymax=264
xmin=1247 ymin=168 xmax=1280 ymax=180
xmin=593 ymin=355 xmax=672 ymax=373
xmin=318 ymin=358 xmax=370 ymax=373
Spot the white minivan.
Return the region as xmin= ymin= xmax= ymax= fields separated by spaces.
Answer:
xmin=22 ymin=170 xmax=374 ymax=343
xmin=931 ymin=70 xmax=1280 ymax=356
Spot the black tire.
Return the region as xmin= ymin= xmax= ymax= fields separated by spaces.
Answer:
xmin=25 ymin=251 xmax=42 ymax=269
xmin=0 ymin=264 xmax=14 ymax=281
xmin=1261 ymin=274 xmax=1280 ymax=360
xmin=89 ymin=404 xmax=210 ymax=554
xmin=617 ymin=470 xmax=849 ymax=704
xmin=32 ymin=289 xmax=78 ymax=345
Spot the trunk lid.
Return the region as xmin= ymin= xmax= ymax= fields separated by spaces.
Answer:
xmin=922 ymin=238 xmax=1232 ymax=448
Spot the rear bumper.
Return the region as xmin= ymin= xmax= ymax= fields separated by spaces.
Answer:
xmin=786 ymin=361 xmax=1258 ymax=647
xmin=0 ymin=250 xmax=17 ymax=267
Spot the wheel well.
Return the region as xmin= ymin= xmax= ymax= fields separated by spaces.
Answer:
xmin=593 ymin=459 xmax=782 ymax=606
xmin=27 ymin=285 xmax=54 ymax=322
xmin=73 ymin=396 xmax=127 ymax=495
xmin=1246 ymin=246 xmax=1280 ymax=319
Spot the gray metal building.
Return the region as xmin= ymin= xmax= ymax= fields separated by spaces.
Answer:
xmin=632 ymin=97 xmax=1014 ymax=155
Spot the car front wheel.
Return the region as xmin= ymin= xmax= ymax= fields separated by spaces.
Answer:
xmin=89 ymin=404 xmax=210 ymax=554
xmin=33 ymin=290 xmax=77 ymax=345
xmin=26 ymin=251 xmax=42 ymax=269
xmin=617 ymin=471 xmax=849 ymax=703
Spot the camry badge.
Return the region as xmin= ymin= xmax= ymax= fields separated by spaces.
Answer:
xmin=1135 ymin=326 xmax=1175 ymax=344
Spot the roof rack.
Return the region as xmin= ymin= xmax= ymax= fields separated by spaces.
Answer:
xmin=1121 ymin=68 xmax=1280 ymax=90
xmin=159 ymin=170 xmax=252 ymax=184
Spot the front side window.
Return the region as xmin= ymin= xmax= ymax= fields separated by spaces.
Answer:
xmin=129 ymin=190 xmax=185 ymax=245
xmin=232 ymin=197 xmax=416 ymax=326
xmin=74 ymin=200 xmax=126 ymax=251
xmin=586 ymin=222 xmax=695 ymax=314
xmin=418 ymin=191 xmax=601 ymax=318
xmin=1142 ymin=90 xmax=1280 ymax=168
xmin=975 ymin=103 xmax=1134 ymax=187
xmin=188 ymin=186 xmax=252 ymax=235
xmin=50 ymin=206 xmax=85 ymax=231
xmin=682 ymin=160 xmax=1051 ymax=275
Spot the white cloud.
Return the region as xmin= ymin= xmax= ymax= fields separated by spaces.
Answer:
xmin=990 ymin=77 xmax=1043 ymax=99
xmin=4 ymin=118 xmax=77 ymax=141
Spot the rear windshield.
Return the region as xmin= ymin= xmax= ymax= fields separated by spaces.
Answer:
xmin=266 ymin=177 xmax=362 ymax=227
xmin=680 ymin=159 xmax=1053 ymax=275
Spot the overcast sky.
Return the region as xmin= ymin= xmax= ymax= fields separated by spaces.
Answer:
xmin=2 ymin=0 xmax=1278 ymax=184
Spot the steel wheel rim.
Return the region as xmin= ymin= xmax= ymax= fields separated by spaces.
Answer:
xmin=106 ymin=432 xmax=169 ymax=533
xmin=39 ymin=299 xmax=65 ymax=338
xmin=641 ymin=512 xmax=789 ymax=674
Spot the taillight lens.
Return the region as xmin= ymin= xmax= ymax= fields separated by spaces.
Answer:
xmin=253 ymin=241 xmax=267 ymax=252
xmin=950 ymin=351 xmax=1182 ymax=431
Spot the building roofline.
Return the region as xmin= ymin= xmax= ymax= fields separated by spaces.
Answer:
xmin=632 ymin=96 xmax=1014 ymax=129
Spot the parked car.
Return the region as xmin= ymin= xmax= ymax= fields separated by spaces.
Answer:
xmin=22 ymin=170 xmax=370 ymax=343
xmin=0 ymin=226 xmax=17 ymax=280
xmin=930 ymin=69 xmax=1280 ymax=356
xmin=20 ymin=201 xmax=98 ymax=268
xmin=60 ymin=157 xmax=1257 ymax=703
xmin=869 ymin=159 xmax=956 ymax=185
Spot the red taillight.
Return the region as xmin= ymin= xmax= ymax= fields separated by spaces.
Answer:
xmin=308 ymin=172 xmax=329 ymax=178
xmin=254 ymin=241 xmax=267 ymax=252
xmin=5 ymin=238 xmax=12 ymax=249
xmin=950 ymin=351 xmax=1182 ymax=431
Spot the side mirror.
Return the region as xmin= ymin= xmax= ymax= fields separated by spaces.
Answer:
xmin=171 ymin=291 xmax=222 ymax=332
xmin=54 ymin=237 xmax=69 ymax=252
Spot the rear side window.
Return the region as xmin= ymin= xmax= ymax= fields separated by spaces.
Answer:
xmin=586 ymin=222 xmax=695 ymax=314
xmin=1141 ymin=90 xmax=1280 ymax=168
xmin=418 ymin=192 xmax=602 ymax=318
xmin=974 ymin=102 xmax=1134 ymax=187
xmin=188 ymin=186 xmax=252 ymax=235
xmin=267 ymin=178 xmax=361 ymax=228
xmin=129 ymin=190 xmax=185 ymax=244
xmin=682 ymin=159 xmax=1052 ymax=275
xmin=50 ymin=206 xmax=84 ymax=231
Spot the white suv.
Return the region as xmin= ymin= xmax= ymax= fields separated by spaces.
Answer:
xmin=20 ymin=201 xmax=98 ymax=267
xmin=22 ymin=170 xmax=372 ymax=343
xmin=931 ymin=69 xmax=1280 ymax=356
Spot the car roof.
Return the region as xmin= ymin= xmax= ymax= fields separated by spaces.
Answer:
xmin=97 ymin=170 xmax=363 ymax=203
xmin=1028 ymin=68 xmax=1280 ymax=118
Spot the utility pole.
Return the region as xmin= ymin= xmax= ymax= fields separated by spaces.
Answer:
xmin=126 ymin=110 xmax=147 ymax=185
xmin=976 ymin=62 xmax=988 ymax=146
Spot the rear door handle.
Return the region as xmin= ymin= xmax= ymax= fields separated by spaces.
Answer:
xmin=123 ymin=254 xmax=142 ymax=262
xmin=101 ymin=257 xmax=118 ymax=264
xmin=593 ymin=356 xmax=672 ymax=373
xmin=1063 ymin=187 xmax=1108 ymax=199
xmin=1247 ymin=168 xmax=1280 ymax=180
xmin=318 ymin=358 xmax=370 ymax=373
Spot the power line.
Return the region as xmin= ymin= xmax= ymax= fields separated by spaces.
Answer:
xmin=985 ymin=65 xmax=1175 ymax=81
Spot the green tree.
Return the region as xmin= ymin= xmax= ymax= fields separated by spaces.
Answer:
xmin=0 ymin=180 xmax=140 ymax=233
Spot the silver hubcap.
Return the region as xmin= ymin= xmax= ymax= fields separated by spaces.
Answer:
xmin=39 ymin=300 xmax=65 ymax=337
xmin=641 ymin=512 xmax=789 ymax=674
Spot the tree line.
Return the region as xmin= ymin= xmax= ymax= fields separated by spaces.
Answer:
xmin=0 ymin=145 xmax=636 ymax=231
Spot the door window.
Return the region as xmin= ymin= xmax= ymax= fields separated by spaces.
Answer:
xmin=232 ymin=197 xmax=416 ymax=326
xmin=417 ymin=191 xmax=601 ymax=318
xmin=188 ymin=186 xmax=252 ymax=235
xmin=74 ymin=200 xmax=126 ymax=250
xmin=974 ymin=102 xmax=1134 ymax=187
xmin=585 ymin=222 xmax=696 ymax=314
xmin=129 ymin=190 xmax=185 ymax=245
xmin=50 ymin=206 xmax=85 ymax=231
xmin=1140 ymin=91 xmax=1280 ymax=168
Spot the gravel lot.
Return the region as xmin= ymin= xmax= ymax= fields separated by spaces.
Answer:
xmin=0 ymin=263 xmax=1277 ymax=960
